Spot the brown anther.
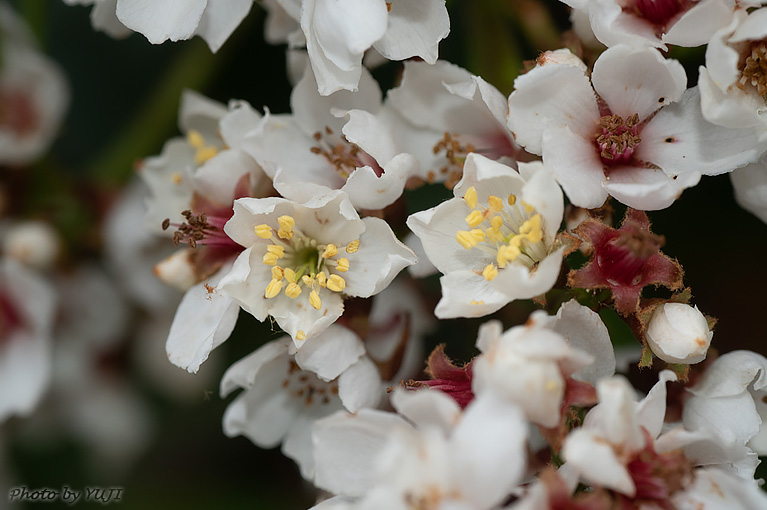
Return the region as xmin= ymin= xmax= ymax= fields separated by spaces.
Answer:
xmin=161 ymin=218 xmax=170 ymax=230
xmin=738 ymin=41 xmax=767 ymax=98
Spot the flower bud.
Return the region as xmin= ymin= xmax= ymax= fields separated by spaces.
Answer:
xmin=646 ymin=303 xmax=712 ymax=364
xmin=3 ymin=220 xmax=60 ymax=269
xmin=154 ymin=250 xmax=198 ymax=291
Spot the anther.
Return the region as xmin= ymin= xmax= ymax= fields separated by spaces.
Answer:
xmin=310 ymin=290 xmax=322 ymax=310
xmin=335 ymin=258 xmax=349 ymax=272
xmin=322 ymin=244 xmax=338 ymax=258
xmin=346 ymin=240 xmax=360 ymax=253
xmin=327 ymin=275 xmax=346 ymax=293
xmin=464 ymin=186 xmax=478 ymax=209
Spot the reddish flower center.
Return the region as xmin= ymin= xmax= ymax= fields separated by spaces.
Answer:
xmin=596 ymin=113 xmax=641 ymax=166
xmin=632 ymin=0 xmax=689 ymax=26
xmin=596 ymin=224 xmax=664 ymax=286
xmin=0 ymin=87 xmax=39 ymax=137
xmin=738 ymin=41 xmax=767 ymax=98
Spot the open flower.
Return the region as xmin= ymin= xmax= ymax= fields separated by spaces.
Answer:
xmin=407 ymin=153 xmax=567 ymax=318
xmin=507 ymin=45 xmax=764 ymax=210
xmin=219 ymin=190 xmax=416 ymax=345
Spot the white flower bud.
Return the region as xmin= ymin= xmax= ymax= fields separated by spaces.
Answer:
xmin=153 ymin=249 xmax=198 ymax=291
xmin=3 ymin=220 xmax=60 ymax=269
xmin=646 ymin=303 xmax=712 ymax=364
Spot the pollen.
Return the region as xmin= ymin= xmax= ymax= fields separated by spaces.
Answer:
xmin=345 ymin=240 xmax=360 ymax=253
xmin=322 ymin=244 xmax=338 ymax=258
xmin=488 ymin=195 xmax=503 ymax=213
xmin=267 ymin=244 xmax=285 ymax=257
xmin=482 ymin=264 xmax=498 ymax=281
xmin=310 ymin=290 xmax=322 ymax=310
xmin=285 ymin=283 xmax=301 ymax=298
xmin=470 ymin=300 xmax=485 ymax=305
xmin=254 ymin=224 xmax=272 ymax=239
xmin=296 ymin=330 xmax=306 ymax=341
xmin=465 ymin=210 xmax=484 ymax=228
xmin=336 ymin=258 xmax=349 ymax=272
xmin=271 ymin=266 xmax=284 ymax=280
xmin=302 ymin=275 xmax=315 ymax=286
xmin=187 ymin=130 xmax=205 ymax=149
xmin=194 ymin=146 xmax=218 ymax=165
xmin=317 ymin=272 xmax=327 ymax=288
xmin=456 ymin=230 xmax=479 ymax=249
xmin=171 ymin=172 xmax=182 ymax=184
xmin=327 ymin=275 xmax=346 ymax=292
xmin=508 ymin=194 xmax=517 ymax=205
xmin=265 ymin=278 xmax=283 ymax=299
xmin=464 ymin=186 xmax=478 ymax=209
xmin=263 ymin=252 xmax=279 ymax=265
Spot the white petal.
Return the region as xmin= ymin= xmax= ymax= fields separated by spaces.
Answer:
xmin=139 ymin=138 xmax=195 ymax=234
xmin=661 ymin=0 xmax=733 ymax=47
xmin=404 ymin=232 xmax=438 ymax=278
xmin=340 ymin=108 xmax=396 ymax=164
xmin=372 ymin=0 xmax=449 ymax=63
xmin=672 ymin=468 xmax=767 ymax=510
xmin=698 ymin=66 xmax=765 ymax=129
xmin=507 ymin=54 xmax=599 ymax=155
xmin=341 ymin=154 xmax=413 ymax=210
xmin=0 ymin=332 xmax=51 ymax=421
xmin=193 ymin=148 xmax=259 ymax=206
xmin=313 ymin=409 xmax=410 ymax=496
xmin=592 ymin=45 xmax=686 ymax=121
xmin=391 ymin=388 xmax=461 ymax=434
xmin=638 ymin=87 xmax=765 ymax=177
xmin=220 ymin=338 xmax=289 ymax=396
xmin=222 ymin=383 xmax=300 ymax=447
xmin=194 ymin=0 xmax=253 ymax=52
xmin=731 ymin=156 xmax=767 ymax=224
xmin=337 ymin=356 xmax=382 ymax=412
xmin=489 ymin=246 xmax=566 ymax=302
xmin=588 ymin=0 xmax=663 ymax=49
xmin=179 ymin=89 xmax=227 ymax=138
xmin=688 ymin=350 xmax=767 ymax=398
xmin=116 ymin=0 xmax=207 ymax=44
xmin=635 ymin=370 xmax=675 ymax=439
xmin=342 ymin=217 xmax=416 ymax=297
xmin=293 ymin=324 xmax=365 ymax=381
xmin=562 ymin=428 xmax=635 ymax=495
xmin=435 ymin=270 xmax=511 ymax=318
xmin=166 ymin=269 xmax=240 ymax=373
xmin=602 ymin=164 xmax=700 ymax=210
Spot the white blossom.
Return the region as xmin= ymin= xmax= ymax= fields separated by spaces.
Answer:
xmin=645 ymin=303 xmax=712 ymax=364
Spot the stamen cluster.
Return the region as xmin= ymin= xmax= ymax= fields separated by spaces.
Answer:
xmin=738 ymin=42 xmax=767 ymax=98
xmin=596 ymin=113 xmax=641 ymax=164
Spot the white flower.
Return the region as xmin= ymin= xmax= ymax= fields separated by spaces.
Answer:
xmin=298 ymin=0 xmax=450 ymax=95
xmin=507 ymin=45 xmax=764 ymax=210
xmin=565 ymin=0 xmax=735 ymax=50
xmin=698 ymin=8 xmax=767 ymax=131
xmin=472 ymin=311 xmax=597 ymax=428
xmin=113 ymin=0 xmax=254 ymax=52
xmin=645 ymin=303 xmax=712 ymax=364
xmin=221 ymin=326 xmax=381 ymax=479
xmin=0 ymin=3 xmax=69 ymax=165
xmin=407 ymin=153 xmax=566 ymax=318
xmin=219 ymin=190 xmax=416 ymax=345
xmin=731 ymin=154 xmax=767 ymax=224
xmin=2 ymin=220 xmax=60 ymax=270
xmin=312 ymin=389 xmax=528 ymax=509
xmin=241 ymin=64 xmax=414 ymax=211
xmin=0 ymin=258 xmax=56 ymax=422
xmin=671 ymin=467 xmax=767 ymax=510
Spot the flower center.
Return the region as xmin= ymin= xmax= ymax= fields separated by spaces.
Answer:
xmin=0 ymin=87 xmax=38 ymax=138
xmin=631 ymin=0 xmax=689 ymax=27
xmin=738 ymin=41 xmax=767 ymax=99
xmin=454 ymin=186 xmax=547 ymax=282
xmin=255 ymin=215 xmax=359 ymax=340
xmin=163 ymin=210 xmax=238 ymax=250
xmin=311 ymin=126 xmax=382 ymax=179
xmin=282 ymin=361 xmax=339 ymax=407
xmin=596 ymin=113 xmax=641 ymax=166
xmin=186 ymin=129 xmax=221 ymax=165
xmin=431 ymin=132 xmax=477 ymax=188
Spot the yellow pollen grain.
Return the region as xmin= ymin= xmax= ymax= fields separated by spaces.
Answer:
xmin=296 ymin=330 xmax=306 ymax=341
xmin=470 ymin=300 xmax=485 ymax=305
xmin=271 ymin=266 xmax=284 ymax=280
xmin=194 ymin=147 xmax=218 ymax=165
xmin=486 ymin=227 xmax=503 ymax=242
xmin=521 ymin=200 xmax=535 ymax=213
xmin=327 ymin=275 xmax=346 ymax=292
xmin=254 ymin=224 xmax=272 ymax=239
xmin=187 ymin=130 xmax=205 ymax=149
xmin=309 ymin=290 xmax=322 ymax=310
xmin=456 ymin=230 xmax=478 ymax=250
xmin=171 ymin=172 xmax=182 ymax=184
xmin=317 ymin=272 xmax=327 ymax=288
xmin=285 ymin=283 xmax=301 ymax=299
xmin=491 ymin=216 xmax=503 ymax=230
xmin=482 ymin=264 xmax=498 ymax=281
xmin=336 ymin=258 xmax=349 ymax=272
xmin=302 ymin=275 xmax=315 ymax=286
xmin=465 ymin=210 xmax=484 ymax=228
xmin=267 ymin=244 xmax=285 ymax=257
xmin=508 ymin=194 xmax=517 ymax=206
xmin=278 ymin=215 xmax=295 ymax=230
xmin=470 ymin=229 xmax=485 ymax=243
xmin=264 ymin=278 xmax=283 ymax=299
xmin=345 ymin=240 xmax=360 ymax=253
xmin=263 ymin=252 xmax=279 ymax=265
xmin=464 ymin=186 xmax=478 ymax=209
xmin=322 ymin=244 xmax=338 ymax=258
xmin=488 ymin=195 xmax=503 ymax=213
xmin=277 ymin=228 xmax=294 ymax=240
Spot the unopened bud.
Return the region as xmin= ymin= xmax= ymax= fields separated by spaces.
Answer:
xmin=154 ymin=250 xmax=198 ymax=291
xmin=646 ymin=303 xmax=712 ymax=364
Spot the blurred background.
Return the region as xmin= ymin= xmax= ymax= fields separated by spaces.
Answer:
xmin=1 ymin=0 xmax=766 ymax=508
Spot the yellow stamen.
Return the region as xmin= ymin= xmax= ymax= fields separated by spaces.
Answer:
xmin=486 ymin=227 xmax=503 ymax=242
xmin=521 ymin=200 xmax=535 ymax=213
xmin=491 ymin=216 xmax=503 ymax=230
xmin=508 ymin=194 xmax=517 ymax=206
xmin=187 ymin=130 xmax=205 ymax=149
xmin=267 ymin=244 xmax=285 ymax=257
xmin=283 ymin=268 xmax=296 ymax=283
xmin=336 ymin=258 xmax=349 ymax=272
xmin=271 ymin=266 xmax=284 ymax=280
xmin=277 ymin=228 xmax=294 ymax=240
xmin=322 ymin=244 xmax=338 ymax=258
xmin=327 ymin=275 xmax=346 ymax=292
xmin=309 ymin=290 xmax=322 ymax=310
xmin=470 ymin=229 xmax=485 ymax=243
xmin=346 ymin=240 xmax=360 ymax=253
xmin=464 ymin=186 xmax=478 ymax=209
xmin=497 ymin=244 xmax=521 ymax=267
xmin=456 ymin=230 xmax=478 ymax=249
xmin=317 ymin=272 xmax=327 ymax=288
xmin=194 ymin=146 xmax=218 ymax=165
xmin=482 ymin=264 xmax=498 ymax=281
xmin=488 ymin=195 xmax=503 ymax=213
xmin=265 ymin=278 xmax=283 ymax=299
xmin=302 ymin=275 xmax=315 ymax=286
xmin=470 ymin=300 xmax=485 ymax=305
xmin=465 ymin=210 xmax=484 ymax=228
xmin=296 ymin=330 xmax=306 ymax=341
xmin=285 ymin=283 xmax=301 ymax=299
xmin=171 ymin=172 xmax=182 ymax=184
xmin=263 ymin=252 xmax=279 ymax=265
xmin=254 ymin=224 xmax=272 ymax=239
xmin=278 ymin=215 xmax=295 ymax=231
